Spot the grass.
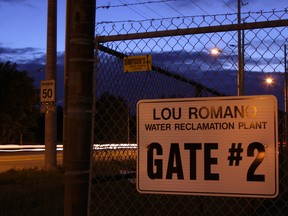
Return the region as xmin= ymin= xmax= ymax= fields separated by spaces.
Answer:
xmin=0 ymin=168 xmax=64 ymax=216
xmin=90 ymin=154 xmax=288 ymax=216
xmin=1 ymin=149 xmax=287 ymax=216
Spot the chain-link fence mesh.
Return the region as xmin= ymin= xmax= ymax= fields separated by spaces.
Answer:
xmin=89 ymin=9 xmax=288 ymax=215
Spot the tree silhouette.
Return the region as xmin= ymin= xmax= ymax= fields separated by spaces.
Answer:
xmin=0 ymin=61 xmax=39 ymax=143
xmin=94 ymin=92 xmax=129 ymax=144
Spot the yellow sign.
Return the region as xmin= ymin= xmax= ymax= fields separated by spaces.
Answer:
xmin=123 ymin=55 xmax=152 ymax=72
xmin=40 ymin=79 xmax=56 ymax=113
xmin=40 ymin=79 xmax=55 ymax=105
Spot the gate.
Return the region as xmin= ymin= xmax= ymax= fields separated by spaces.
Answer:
xmin=89 ymin=9 xmax=288 ymax=215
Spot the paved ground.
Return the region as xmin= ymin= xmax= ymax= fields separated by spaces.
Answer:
xmin=0 ymin=151 xmax=63 ymax=172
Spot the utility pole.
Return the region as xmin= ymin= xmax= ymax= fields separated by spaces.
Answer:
xmin=45 ymin=0 xmax=57 ymax=169
xmin=63 ymin=0 xmax=71 ymax=168
xmin=64 ymin=0 xmax=95 ymax=215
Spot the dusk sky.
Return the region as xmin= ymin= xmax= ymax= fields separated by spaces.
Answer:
xmin=0 ymin=0 xmax=288 ymax=105
xmin=0 ymin=0 xmax=287 ymax=64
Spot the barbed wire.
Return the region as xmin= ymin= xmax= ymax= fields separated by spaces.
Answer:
xmin=96 ymin=8 xmax=288 ymax=25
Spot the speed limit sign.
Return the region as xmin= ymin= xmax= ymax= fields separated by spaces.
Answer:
xmin=40 ymin=80 xmax=55 ymax=105
xmin=137 ymin=95 xmax=278 ymax=198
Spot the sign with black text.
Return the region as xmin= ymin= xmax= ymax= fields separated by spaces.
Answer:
xmin=40 ymin=79 xmax=55 ymax=105
xmin=124 ymin=55 xmax=152 ymax=72
xmin=40 ymin=80 xmax=56 ymax=113
xmin=137 ymin=96 xmax=278 ymax=198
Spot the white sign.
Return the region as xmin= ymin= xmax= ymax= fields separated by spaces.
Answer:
xmin=124 ymin=55 xmax=152 ymax=72
xmin=40 ymin=80 xmax=55 ymax=105
xmin=137 ymin=96 xmax=278 ymax=198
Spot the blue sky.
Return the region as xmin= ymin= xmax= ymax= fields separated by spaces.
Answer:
xmin=0 ymin=0 xmax=65 ymax=62
xmin=0 ymin=0 xmax=288 ymax=105
xmin=0 ymin=0 xmax=287 ymax=59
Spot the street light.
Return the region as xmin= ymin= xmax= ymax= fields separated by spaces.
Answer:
xmin=210 ymin=46 xmax=244 ymax=96
xmin=264 ymin=75 xmax=286 ymax=144
xmin=264 ymin=44 xmax=288 ymax=143
xmin=265 ymin=77 xmax=274 ymax=85
xmin=210 ymin=0 xmax=247 ymax=96
xmin=210 ymin=47 xmax=222 ymax=56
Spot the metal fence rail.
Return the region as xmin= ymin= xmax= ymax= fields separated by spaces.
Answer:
xmin=90 ymin=9 xmax=288 ymax=215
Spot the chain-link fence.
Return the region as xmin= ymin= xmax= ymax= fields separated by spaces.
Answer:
xmin=89 ymin=9 xmax=288 ymax=215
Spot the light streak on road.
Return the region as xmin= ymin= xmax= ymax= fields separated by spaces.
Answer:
xmin=0 ymin=144 xmax=137 ymax=172
xmin=93 ymin=143 xmax=137 ymax=150
xmin=0 ymin=145 xmax=63 ymax=152
xmin=0 ymin=144 xmax=137 ymax=153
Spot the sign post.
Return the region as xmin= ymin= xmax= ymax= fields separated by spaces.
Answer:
xmin=137 ymin=95 xmax=278 ymax=198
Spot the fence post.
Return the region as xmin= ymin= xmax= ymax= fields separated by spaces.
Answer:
xmin=64 ymin=0 xmax=95 ymax=215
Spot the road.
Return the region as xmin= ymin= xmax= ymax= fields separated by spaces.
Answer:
xmin=0 ymin=143 xmax=136 ymax=173
xmin=0 ymin=151 xmax=63 ymax=172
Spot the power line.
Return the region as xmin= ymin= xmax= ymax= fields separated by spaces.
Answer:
xmin=96 ymin=0 xmax=175 ymax=10
xmin=118 ymin=0 xmax=148 ymax=19
xmin=221 ymin=0 xmax=236 ymax=13
xmin=220 ymin=0 xmax=248 ymax=14
xmin=136 ymin=0 xmax=164 ymax=18
xmin=189 ymin=0 xmax=209 ymax=15
xmin=164 ymin=1 xmax=185 ymax=16
xmin=97 ymin=0 xmax=182 ymax=21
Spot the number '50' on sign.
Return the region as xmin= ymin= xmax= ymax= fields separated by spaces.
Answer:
xmin=40 ymin=79 xmax=55 ymax=104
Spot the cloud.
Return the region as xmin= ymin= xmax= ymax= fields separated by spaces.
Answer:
xmin=9 ymin=51 xmax=65 ymax=104
xmin=171 ymin=0 xmax=213 ymax=11
xmin=1 ymin=44 xmax=284 ymax=109
xmin=0 ymin=0 xmax=23 ymax=3
xmin=0 ymin=45 xmax=46 ymax=64
xmin=0 ymin=0 xmax=29 ymax=3
xmin=0 ymin=0 xmax=34 ymax=9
